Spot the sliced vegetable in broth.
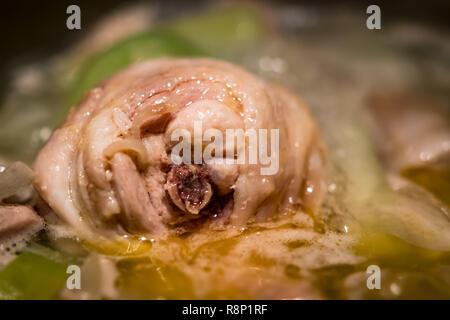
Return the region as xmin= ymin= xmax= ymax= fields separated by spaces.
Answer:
xmin=403 ymin=167 xmax=450 ymax=206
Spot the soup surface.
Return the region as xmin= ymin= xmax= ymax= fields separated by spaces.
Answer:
xmin=0 ymin=3 xmax=449 ymax=300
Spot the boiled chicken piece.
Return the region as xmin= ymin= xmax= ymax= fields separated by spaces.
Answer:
xmin=0 ymin=205 xmax=43 ymax=242
xmin=33 ymin=58 xmax=325 ymax=238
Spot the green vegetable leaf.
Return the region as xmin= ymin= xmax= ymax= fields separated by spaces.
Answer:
xmin=66 ymin=30 xmax=204 ymax=110
xmin=165 ymin=4 xmax=264 ymax=55
xmin=0 ymin=252 xmax=69 ymax=300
